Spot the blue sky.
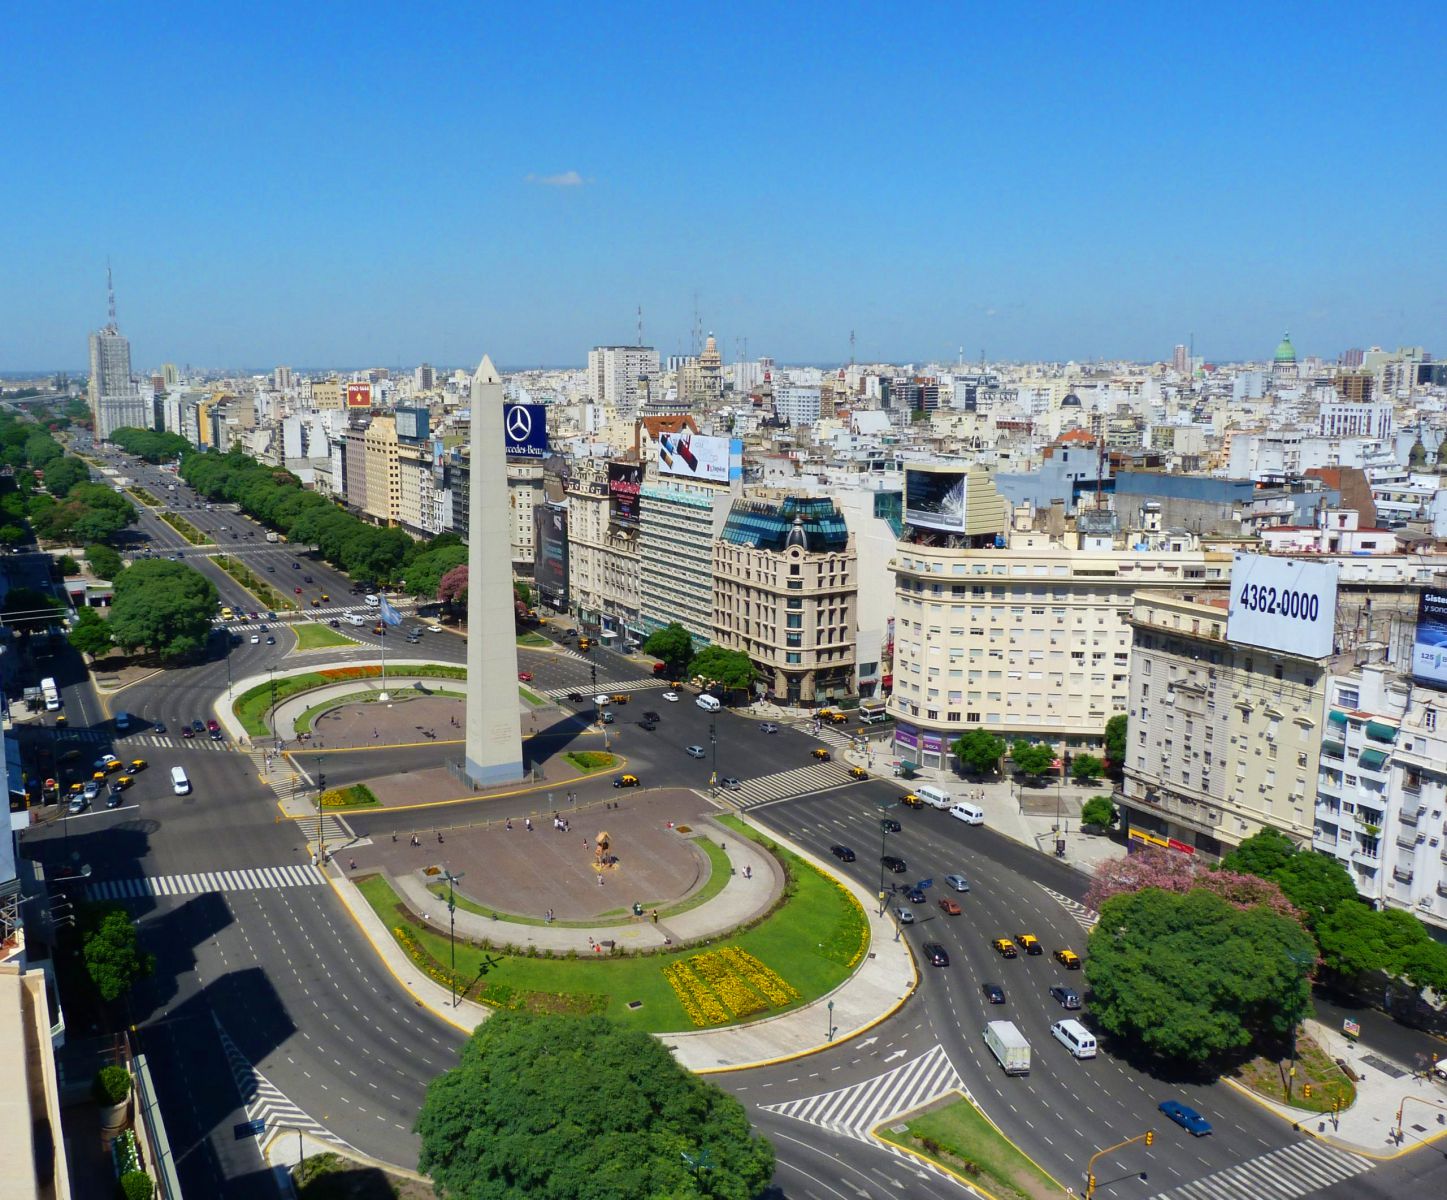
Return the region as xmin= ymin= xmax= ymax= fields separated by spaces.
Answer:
xmin=3 ymin=2 xmax=1443 ymax=371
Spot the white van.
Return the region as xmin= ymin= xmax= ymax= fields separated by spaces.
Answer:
xmin=949 ymin=801 xmax=985 ymax=825
xmin=696 ymin=694 xmax=721 ymax=712
xmin=170 ymin=766 xmax=191 ymax=796
xmin=1051 ymin=1019 xmax=1097 ymax=1059
xmin=364 ymin=594 xmax=380 ymax=607
xmin=916 ymin=784 xmax=953 ymax=810
xmin=344 ymin=611 xmax=367 ymax=626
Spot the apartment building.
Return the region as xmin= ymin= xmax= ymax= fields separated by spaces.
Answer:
xmin=361 ymin=415 xmax=400 ymax=524
xmin=713 ymin=496 xmax=856 ymax=703
xmin=566 ymin=463 xmax=641 ymax=641
xmin=1120 ymin=592 xmax=1330 ymax=856
xmin=507 ymin=462 xmax=545 ymax=570
xmin=637 ymin=479 xmax=730 ymax=647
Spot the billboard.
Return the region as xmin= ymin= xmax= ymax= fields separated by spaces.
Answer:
xmin=1226 ymin=552 xmax=1339 ymax=659
xmin=346 ymin=382 xmax=372 ymax=408
xmin=534 ymin=503 xmax=568 ymax=607
xmin=504 ymin=403 xmax=548 ymax=458
xmin=904 ymin=467 xmax=968 ymax=532
xmin=1411 ymin=590 xmax=1447 ymax=689
xmin=658 ymin=430 xmax=730 ymax=482
xmin=607 ymin=462 xmax=642 ymax=527
xmin=395 ymin=406 xmax=429 ymax=441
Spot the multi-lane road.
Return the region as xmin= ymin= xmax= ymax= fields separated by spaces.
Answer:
xmin=18 ymin=441 xmax=1447 ymax=1198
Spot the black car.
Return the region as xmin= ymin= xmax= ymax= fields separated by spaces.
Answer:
xmin=567 ymin=692 xmax=585 ymax=704
xmin=830 ymin=845 xmax=856 ymax=862
xmin=923 ymin=942 xmax=950 ymax=967
xmin=641 ymin=710 xmax=661 ymax=722
xmin=880 ymin=817 xmax=902 ymax=833
xmin=881 ymin=855 xmax=907 ymax=873
xmin=1048 ymin=985 xmax=1082 ymax=1010
xmin=982 ymin=981 xmax=1006 ymax=1004
xmin=905 ymin=886 xmax=926 ymax=903
xmin=192 ymin=719 xmax=205 ymax=733
xmin=637 ymin=719 xmax=658 ymax=731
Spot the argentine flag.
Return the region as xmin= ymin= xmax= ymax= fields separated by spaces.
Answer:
xmin=379 ymin=596 xmax=403 ymax=627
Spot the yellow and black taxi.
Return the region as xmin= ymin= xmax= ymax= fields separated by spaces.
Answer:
xmin=818 ymin=708 xmax=849 ymax=724
xmin=612 ymin=773 xmax=641 ymax=788
xmin=129 ymin=758 xmax=148 ymax=773
xmin=992 ymin=937 xmax=1019 ymax=958
xmin=847 ymin=765 xmax=869 ymax=780
xmin=899 ymin=791 xmax=923 ymax=808
xmin=1054 ymin=948 xmax=1082 ymax=969
xmin=113 ymin=774 xmax=134 ymax=790
xmin=811 ymin=748 xmax=832 ymax=762
xmin=1015 ymin=933 xmax=1043 ymax=955
xmin=610 ymin=693 xmax=630 ymax=705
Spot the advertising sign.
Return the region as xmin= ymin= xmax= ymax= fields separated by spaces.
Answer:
xmin=395 ymin=406 xmax=430 ymax=442
xmin=904 ymin=467 xmax=968 ymax=532
xmin=533 ymin=503 xmax=568 ymax=607
xmin=346 ymin=382 xmax=372 ymax=409
xmin=658 ymin=430 xmax=730 ymax=482
xmin=1411 ymin=589 xmax=1447 ymax=690
xmin=1226 ymin=553 xmax=1339 ymax=659
xmin=504 ymin=403 xmax=548 ymax=459
xmin=607 ymin=462 xmax=642 ymax=527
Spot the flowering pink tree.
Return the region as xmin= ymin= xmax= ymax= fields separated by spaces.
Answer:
xmin=437 ymin=564 xmax=468 ymax=609
xmin=1086 ymin=846 xmax=1302 ymax=925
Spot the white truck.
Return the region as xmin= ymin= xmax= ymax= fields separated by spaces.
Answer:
xmin=265 ymin=531 xmax=280 ymax=543
xmin=984 ymin=1020 xmax=1031 ymax=1076
xmin=40 ymin=676 xmax=61 ymax=711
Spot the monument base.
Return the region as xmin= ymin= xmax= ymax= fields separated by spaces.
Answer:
xmin=464 ymin=756 xmax=527 ymax=790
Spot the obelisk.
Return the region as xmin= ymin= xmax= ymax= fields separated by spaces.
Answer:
xmin=464 ymin=354 xmax=525 ymax=786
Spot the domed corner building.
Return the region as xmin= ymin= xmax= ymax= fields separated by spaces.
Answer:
xmin=1272 ymin=331 xmax=1297 ymax=379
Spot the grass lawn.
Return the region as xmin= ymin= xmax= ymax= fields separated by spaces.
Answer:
xmin=1233 ymin=1031 xmax=1357 ymax=1113
xmin=292 ymin=621 xmax=357 ymax=651
xmin=427 ymin=834 xmax=732 ymax=928
xmin=563 ymin=750 xmax=618 ymax=774
xmin=877 ymin=1098 xmax=1062 ymax=1200
xmin=126 ymin=486 xmax=162 ymax=507
xmin=357 ymin=827 xmax=868 ymax=1032
xmin=159 ymin=510 xmax=209 ymax=544
xmin=321 ymin=783 xmax=379 ymax=809
xmin=516 ymin=632 xmax=550 ymax=648
xmin=232 ymin=665 xmax=466 ymax=736
xmin=519 ymin=685 xmax=547 ymax=706
xmin=293 ymin=687 xmax=463 ymax=735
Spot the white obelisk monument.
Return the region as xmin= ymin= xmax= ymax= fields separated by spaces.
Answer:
xmin=464 ymin=354 xmax=525 ymax=786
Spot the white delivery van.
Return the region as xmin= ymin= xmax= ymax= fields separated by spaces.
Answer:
xmin=984 ymin=1020 xmax=1031 ymax=1075
xmin=364 ymin=594 xmax=380 ymax=607
xmin=170 ymin=766 xmax=191 ymax=795
xmin=696 ymin=694 xmax=721 ymax=712
xmin=1051 ymin=1019 xmax=1097 ymax=1059
xmin=949 ymin=801 xmax=985 ymax=825
xmin=344 ymin=611 xmax=366 ymax=626
xmin=916 ymin=784 xmax=953 ymax=810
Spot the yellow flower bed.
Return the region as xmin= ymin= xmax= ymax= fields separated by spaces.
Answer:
xmin=718 ymin=947 xmax=799 ymax=1006
xmin=663 ymin=960 xmax=730 ymax=1026
xmin=661 ymin=947 xmax=808 ymax=1026
xmin=690 ymin=951 xmax=767 ymax=1018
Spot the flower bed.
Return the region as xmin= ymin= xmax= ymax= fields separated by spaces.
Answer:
xmin=663 ymin=959 xmax=732 ymax=1026
xmin=718 ymin=947 xmax=800 ymax=1006
xmin=662 ymin=947 xmax=802 ymax=1026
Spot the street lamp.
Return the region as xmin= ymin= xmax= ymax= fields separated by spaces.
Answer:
xmin=314 ymin=764 xmax=326 ymax=866
xmin=442 ymin=869 xmax=465 ymax=1007
xmin=827 ymin=998 xmax=835 ymax=1042
xmin=1284 ymin=945 xmax=1314 ymax=1101
xmin=875 ymin=801 xmax=897 ymax=912
xmin=709 ymin=716 xmax=718 ymax=788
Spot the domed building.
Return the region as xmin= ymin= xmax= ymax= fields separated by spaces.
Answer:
xmin=1273 ymin=332 xmax=1297 ymax=365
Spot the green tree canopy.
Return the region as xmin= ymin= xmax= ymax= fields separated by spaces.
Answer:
xmin=1009 ymin=740 xmax=1056 ymax=779
xmin=108 ymin=427 xmax=191 ymax=462
xmin=39 ymin=455 xmax=89 ymax=497
xmin=1316 ymin=901 xmax=1447 ymax=991
xmin=68 ymin=607 xmax=116 ymax=657
xmin=643 ymin=622 xmax=694 ymax=676
xmin=416 ymin=1012 xmax=774 ymax=1200
xmin=1104 ymin=713 xmax=1128 ymax=772
xmin=1070 ymin=753 xmax=1104 ymax=783
xmin=405 ymin=543 xmax=468 ymax=598
xmin=108 ymin=559 xmax=218 ymax=660
xmin=951 ymin=729 xmax=1006 ymax=776
xmin=2 ymin=587 xmax=65 ymax=631
xmin=1080 ymin=795 xmax=1118 ymax=828
xmin=688 ymin=645 xmax=757 ymax=691
xmin=85 ymin=542 xmax=124 ymax=581
xmin=1085 ymin=887 xmax=1314 ymax=1066
xmin=1219 ymin=828 xmax=1358 ymax=929
xmin=82 ymin=905 xmax=156 ymax=1003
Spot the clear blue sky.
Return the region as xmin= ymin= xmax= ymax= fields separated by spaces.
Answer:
xmin=4 ymin=2 xmax=1442 ymax=371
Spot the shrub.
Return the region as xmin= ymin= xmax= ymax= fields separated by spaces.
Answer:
xmin=93 ymin=1064 xmax=131 ymax=1106
xmin=120 ymin=1171 xmax=155 ymax=1200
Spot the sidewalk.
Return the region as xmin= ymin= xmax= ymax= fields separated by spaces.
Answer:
xmin=1228 ymin=1018 xmax=1447 ymax=1157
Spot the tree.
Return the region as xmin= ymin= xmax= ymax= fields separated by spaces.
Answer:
xmin=85 ymin=542 xmax=123 ymax=581
xmin=108 ymin=559 xmax=218 ymax=661
xmin=688 ymin=645 xmax=757 ymax=691
xmin=1080 ymin=795 xmax=1117 ymax=829
xmin=1085 ymin=844 xmax=1301 ymax=921
xmin=951 ymin=729 xmax=1006 ymax=776
xmin=0 ymin=523 xmax=25 ymax=545
xmin=38 ymin=454 xmax=89 ymax=497
xmin=68 ymin=607 xmax=115 ymax=657
xmin=1009 ymin=740 xmax=1055 ymax=780
xmin=643 ymin=622 xmax=694 ymax=676
xmin=513 ymin=580 xmax=533 ymax=607
xmin=1104 ymin=714 xmax=1128 ymax=775
xmin=1220 ymin=828 xmax=1357 ymax=928
xmin=1070 ymin=753 xmax=1104 ymax=784
xmin=1085 ymin=887 xmax=1314 ymax=1066
xmin=82 ymin=905 xmax=156 ymax=1003
xmin=437 ymin=564 xmax=469 ymax=610
xmin=416 ymin=1012 xmax=774 ymax=1200
xmin=405 ymin=544 xmax=468 ymax=599
xmin=1219 ymin=828 xmax=1296 ymax=881
xmin=1315 ymin=901 xmax=1447 ymax=990
xmin=2 ymin=586 xmax=64 ymax=631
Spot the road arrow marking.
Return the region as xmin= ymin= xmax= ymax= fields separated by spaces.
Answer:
xmin=857 ymin=1036 xmax=878 ymax=1049
xmin=883 ymin=1049 xmax=907 ymax=1063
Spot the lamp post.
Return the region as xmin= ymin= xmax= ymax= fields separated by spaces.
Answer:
xmin=1284 ymin=945 xmax=1314 ymax=1101
xmin=875 ymin=801 xmax=896 ymax=913
xmin=827 ymin=998 xmax=835 ymax=1042
xmin=314 ymin=761 xmax=326 ymax=866
xmin=710 ymin=716 xmax=718 ymax=788
xmin=442 ymin=869 xmax=465 ymax=1007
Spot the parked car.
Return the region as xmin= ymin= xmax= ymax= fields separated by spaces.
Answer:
xmin=830 ymin=845 xmax=856 ymax=862
xmin=1158 ymin=1100 xmax=1212 ymax=1137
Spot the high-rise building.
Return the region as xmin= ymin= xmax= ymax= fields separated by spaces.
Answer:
xmin=679 ymin=334 xmax=724 ymax=405
xmin=588 ymin=345 xmax=659 ymax=414
xmin=273 ymin=365 xmax=293 ymax=391
xmin=1172 ymin=344 xmax=1189 ymax=374
xmin=88 ymin=317 xmax=148 ymax=439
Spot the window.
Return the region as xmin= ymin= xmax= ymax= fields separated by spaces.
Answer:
xmin=785 ymin=652 xmax=801 ymax=664
xmin=786 ymin=613 xmax=802 ymax=629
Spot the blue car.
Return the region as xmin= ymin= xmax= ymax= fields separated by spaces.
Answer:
xmin=1158 ymin=1099 xmax=1212 ymax=1136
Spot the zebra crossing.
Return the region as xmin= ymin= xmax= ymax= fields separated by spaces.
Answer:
xmin=728 ymin=762 xmax=862 ymax=808
xmin=761 ymin=1043 xmax=965 ymax=1140
xmin=215 ymin=1017 xmax=356 ymax=1154
xmin=802 ymin=722 xmax=869 ymax=751
xmin=292 ymin=811 xmax=362 ymax=849
xmin=86 ymin=863 xmax=326 ymax=901
xmin=1039 ymin=884 xmax=1099 ymax=932
xmin=1146 ymin=1139 xmax=1374 ymax=1200
xmin=539 ymin=676 xmax=667 ymax=698
xmin=46 ymin=727 xmax=237 ymax=753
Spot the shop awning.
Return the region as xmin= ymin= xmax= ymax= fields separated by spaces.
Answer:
xmin=1358 ymin=748 xmax=1389 ymax=770
xmin=1365 ymin=721 xmax=1397 ymax=743
xmin=1327 ymin=710 xmax=1348 ymax=725
xmin=1321 ymin=740 xmax=1345 ymax=758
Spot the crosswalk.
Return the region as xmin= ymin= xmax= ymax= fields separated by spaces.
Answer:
xmin=803 ymin=722 xmax=869 ymax=751
xmin=1039 ymin=884 xmax=1099 ymax=932
xmin=44 ymin=726 xmax=236 ymax=752
xmin=539 ymin=676 xmax=667 ymax=698
xmin=215 ymin=1017 xmax=356 ymax=1154
xmin=728 ymin=762 xmax=861 ymax=808
xmin=761 ymin=1043 xmax=965 ymax=1140
xmin=87 ymin=863 xmax=326 ymax=901
xmin=1146 ymin=1139 xmax=1374 ymax=1200
xmin=292 ymin=812 xmax=362 ymax=849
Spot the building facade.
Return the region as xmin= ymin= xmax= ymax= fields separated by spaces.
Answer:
xmin=637 ymin=480 xmax=728 ymax=647
xmin=361 ymin=415 xmax=400 ymax=524
xmin=588 ymin=345 xmax=659 ymax=415
xmin=88 ymin=325 xmax=148 ymax=439
xmin=566 ymin=464 xmax=641 ymax=641
xmin=507 ymin=462 xmax=545 ymax=570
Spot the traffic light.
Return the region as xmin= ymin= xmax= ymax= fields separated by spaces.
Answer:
xmin=1087 ymin=1174 xmax=1096 ymax=1193
xmin=1303 ymin=1084 xmax=1312 ymax=1099
xmin=1145 ymin=1130 xmax=1154 ymax=1146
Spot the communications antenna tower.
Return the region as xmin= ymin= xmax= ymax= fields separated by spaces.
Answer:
xmin=106 ymin=261 xmax=118 ymax=330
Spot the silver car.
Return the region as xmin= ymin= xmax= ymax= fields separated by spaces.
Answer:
xmin=945 ymin=874 xmax=970 ymax=892
xmin=894 ymin=906 xmax=916 ymax=925
xmin=685 ymin=745 xmax=706 ymax=759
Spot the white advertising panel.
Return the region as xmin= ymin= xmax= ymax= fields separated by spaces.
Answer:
xmin=1411 ymin=590 xmax=1447 ymax=690
xmin=1226 ymin=553 xmax=1339 ymax=659
xmin=905 ymin=467 xmax=968 ymax=533
xmin=658 ymin=430 xmax=729 ymax=482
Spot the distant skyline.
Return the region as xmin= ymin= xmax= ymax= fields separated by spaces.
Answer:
xmin=3 ymin=2 xmax=1443 ymax=371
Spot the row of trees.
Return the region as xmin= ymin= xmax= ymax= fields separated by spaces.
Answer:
xmin=106 ymin=427 xmax=191 ymax=463
xmin=947 ymin=729 xmax=1107 ymax=784
xmin=642 ymin=622 xmax=758 ymax=690
xmin=67 ymin=558 xmax=222 ymax=662
xmin=0 ymin=413 xmax=138 ymax=547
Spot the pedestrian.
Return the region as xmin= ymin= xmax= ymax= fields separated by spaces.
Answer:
xmin=391 ymin=832 xmax=397 ymax=843
xmin=349 ymin=858 xmax=356 ymax=870
xmin=597 ymin=873 xmax=604 ymax=886
xmin=506 ymin=818 xmax=512 ymax=830
xmin=525 ymin=817 xmax=532 ymax=832
xmin=373 ymin=728 xmax=378 ymax=738
xmin=411 ymin=834 xmax=420 ymax=847
xmin=438 ymin=831 xmax=444 ymax=843
xmin=744 ymin=864 xmax=752 ymax=880
xmin=651 ymin=909 xmax=658 ymax=924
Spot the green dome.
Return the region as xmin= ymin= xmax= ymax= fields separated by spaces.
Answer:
xmin=1273 ymin=332 xmax=1297 ymax=364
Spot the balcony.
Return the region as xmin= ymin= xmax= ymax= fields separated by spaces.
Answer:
xmin=1399 ymin=807 xmax=1421 ymax=827
xmin=1438 ymin=882 xmax=1447 ymax=898
xmin=1351 ymin=846 xmax=1380 ymax=867
xmin=1396 ymin=830 xmax=1422 ymax=850
xmin=1317 ymin=776 xmax=1342 ymax=798
xmin=1314 ymin=801 xmax=1341 ymax=824
xmin=1312 ymin=829 xmax=1339 ymax=854
xmin=1393 ymin=866 xmax=1414 ymax=884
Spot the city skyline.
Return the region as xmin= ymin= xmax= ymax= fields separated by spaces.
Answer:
xmin=3 ymin=3 xmax=1443 ymax=369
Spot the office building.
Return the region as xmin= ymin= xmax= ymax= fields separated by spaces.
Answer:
xmin=588 ymin=345 xmax=659 ymax=414
xmin=361 ymin=415 xmax=400 ymax=524
xmin=507 ymin=462 xmax=545 ymax=570
xmin=566 ymin=461 xmax=641 ymax=642
xmin=638 ymin=478 xmax=730 ymax=647
xmin=88 ymin=325 xmax=147 ymax=439
xmin=775 ymin=385 xmax=822 ymax=427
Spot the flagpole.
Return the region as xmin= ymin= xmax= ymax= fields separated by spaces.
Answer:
xmin=380 ymin=594 xmax=389 ymax=702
